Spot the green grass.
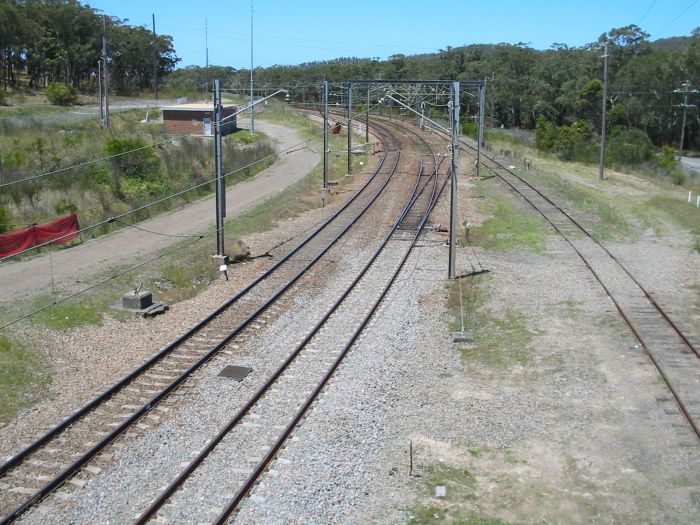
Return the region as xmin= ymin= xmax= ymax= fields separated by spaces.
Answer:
xmin=409 ymin=466 xmax=515 ymax=525
xmin=646 ymin=195 xmax=700 ymax=252
xmin=225 ymin=131 xmax=362 ymax=239
xmin=1 ymin=109 xmax=360 ymax=334
xmin=466 ymin=193 xmax=548 ymax=253
xmin=32 ymin=298 xmax=103 ymax=329
xmin=447 ymin=275 xmax=532 ymax=369
xmin=0 ymin=105 xmax=65 ymax=117
xmin=258 ymin=105 xmax=320 ymax=141
xmin=520 ymin=167 xmax=633 ymax=240
xmin=0 ymin=105 xmax=364 ymax=424
xmin=0 ymin=334 xmax=48 ymax=420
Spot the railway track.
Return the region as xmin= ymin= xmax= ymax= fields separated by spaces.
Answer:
xmin=130 ymin=119 xmax=449 ymax=525
xmin=454 ymin=133 xmax=700 ymax=441
xmin=0 ymin=121 xmax=406 ymax=523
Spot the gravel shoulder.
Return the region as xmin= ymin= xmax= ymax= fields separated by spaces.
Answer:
xmin=232 ymin=163 xmax=700 ymax=524
xmin=0 ymin=120 xmax=317 ymax=302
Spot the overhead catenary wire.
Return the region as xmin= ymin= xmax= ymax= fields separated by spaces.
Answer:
xmin=0 ymin=188 xmax=322 ymax=332
xmin=0 ymin=96 xmax=275 ymax=190
xmin=0 ymin=99 xmax=387 ymax=331
xmin=0 ymin=132 xmax=317 ymax=262
xmin=0 ymin=234 xmax=206 ymax=331
xmin=0 ymin=98 xmax=383 ymax=263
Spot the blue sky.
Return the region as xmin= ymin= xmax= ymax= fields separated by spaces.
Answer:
xmin=87 ymin=0 xmax=700 ymax=68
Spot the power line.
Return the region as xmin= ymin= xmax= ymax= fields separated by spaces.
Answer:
xmin=637 ymin=0 xmax=658 ymax=25
xmin=0 ymin=129 xmax=322 ymax=262
xmin=652 ymin=0 xmax=700 ymax=38
xmin=0 ymin=98 xmax=392 ymax=329
xmin=1 ymin=95 xmax=384 ymax=263
xmin=0 ymin=234 xmax=206 ymax=331
xmin=0 ymin=106 xmax=245 ymax=190
xmin=0 ymin=137 xmax=175 ymax=189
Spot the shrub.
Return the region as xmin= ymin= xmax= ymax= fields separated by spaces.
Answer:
xmin=105 ymin=137 xmax=161 ymax=182
xmin=535 ymin=115 xmax=557 ymax=151
xmin=54 ymin=197 xmax=78 ymax=216
xmin=0 ymin=204 xmax=10 ymax=233
xmin=0 ymin=88 xmax=6 ymax=106
xmin=655 ymin=146 xmax=686 ymax=184
xmin=607 ymin=128 xmax=654 ymax=166
xmin=45 ymin=83 xmax=78 ymax=106
xmin=461 ymin=121 xmax=478 ymax=139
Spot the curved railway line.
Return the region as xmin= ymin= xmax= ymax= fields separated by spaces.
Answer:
xmin=450 ymin=131 xmax=700 ymax=441
xmin=133 ymin=121 xmax=449 ymax=525
xmin=3 ymin=105 xmax=695 ymax=522
xmin=0 ymin=117 xmax=450 ymax=523
xmin=0 ymin=121 xmax=400 ymax=522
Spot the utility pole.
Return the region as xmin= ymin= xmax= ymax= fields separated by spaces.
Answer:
xmin=366 ymin=85 xmax=370 ymax=143
xmin=322 ymin=80 xmax=329 ymax=192
xmin=448 ymin=81 xmax=460 ymax=280
xmin=97 ymin=59 xmax=104 ymax=126
xmin=347 ymin=82 xmax=353 ymax=176
xmin=477 ymin=80 xmax=486 ymax=178
xmin=213 ymin=79 xmax=227 ymax=264
xmin=598 ymin=43 xmax=609 ymax=181
xmin=102 ymin=15 xmax=109 ymax=128
xmin=674 ymin=80 xmax=698 ymax=158
xmin=152 ymin=13 xmax=158 ymax=100
xmin=250 ymin=0 xmax=255 ymax=134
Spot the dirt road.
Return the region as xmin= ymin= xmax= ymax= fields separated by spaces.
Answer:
xmin=0 ymin=121 xmax=317 ymax=302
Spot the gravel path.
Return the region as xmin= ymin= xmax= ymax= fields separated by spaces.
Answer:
xmin=0 ymin=120 xmax=317 ymax=302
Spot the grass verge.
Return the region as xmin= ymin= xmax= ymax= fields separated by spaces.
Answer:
xmin=518 ymin=166 xmax=633 ymax=240
xmin=447 ymin=275 xmax=532 ymax=369
xmin=465 ymin=192 xmax=548 ymax=253
xmin=0 ymin=334 xmax=49 ymax=421
xmin=645 ymin=195 xmax=700 ymax=252
xmin=409 ymin=465 xmax=514 ymax=525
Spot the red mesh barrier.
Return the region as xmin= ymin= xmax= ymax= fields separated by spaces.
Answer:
xmin=0 ymin=214 xmax=80 ymax=258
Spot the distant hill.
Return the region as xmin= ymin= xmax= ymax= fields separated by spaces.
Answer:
xmin=651 ymin=36 xmax=692 ymax=52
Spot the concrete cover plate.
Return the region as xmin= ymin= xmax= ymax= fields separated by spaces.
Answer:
xmin=218 ymin=365 xmax=252 ymax=381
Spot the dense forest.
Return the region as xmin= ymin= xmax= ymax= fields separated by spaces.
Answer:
xmin=0 ymin=0 xmax=178 ymax=94
xmin=170 ymin=25 xmax=699 ymax=154
xmin=1 ymin=1 xmax=698 ymax=156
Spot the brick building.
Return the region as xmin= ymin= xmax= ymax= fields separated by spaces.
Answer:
xmin=162 ymin=103 xmax=238 ymax=136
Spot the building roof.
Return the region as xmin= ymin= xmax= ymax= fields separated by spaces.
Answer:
xmin=162 ymin=102 xmax=237 ymax=112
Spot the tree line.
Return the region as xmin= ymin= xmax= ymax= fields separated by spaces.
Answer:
xmin=190 ymin=25 xmax=698 ymax=153
xmin=0 ymin=0 xmax=179 ymax=95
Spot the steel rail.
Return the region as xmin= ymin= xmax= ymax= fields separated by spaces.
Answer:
xmin=404 ymin=113 xmax=700 ymax=361
xmin=0 ymin=124 xmax=401 ymax=524
xmin=452 ymin=135 xmax=700 ymax=441
xmin=214 ymin=128 xmax=450 ymax=525
xmin=133 ymin=121 xmax=443 ymax=525
xmin=403 ymin=110 xmax=698 ymax=358
xmin=0 ymin=122 xmax=389 ymax=479
xmin=460 ymin=139 xmax=699 ymax=359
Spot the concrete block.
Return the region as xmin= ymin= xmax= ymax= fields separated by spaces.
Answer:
xmin=212 ymin=254 xmax=229 ymax=267
xmin=122 ymin=290 xmax=153 ymax=310
xmin=452 ymin=331 xmax=474 ymax=343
